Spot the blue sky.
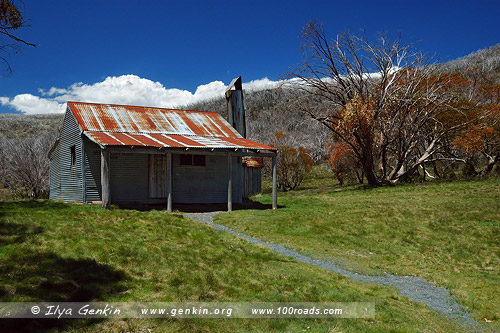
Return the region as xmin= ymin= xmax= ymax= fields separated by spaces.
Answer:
xmin=1 ymin=0 xmax=499 ymax=114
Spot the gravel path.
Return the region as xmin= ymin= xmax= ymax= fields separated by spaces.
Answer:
xmin=185 ymin=212 xmax=482 ymax=331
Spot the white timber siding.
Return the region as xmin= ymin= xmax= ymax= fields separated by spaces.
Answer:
xmin=48 ymin=140 xmax=61 ymax=199
xmin=83 ymin=138 xmax=101 ymax=203
xmin=50 ymin=110 xmax=84 ymax=202
xmin=172 ymin=154 xmax=242 ymax=204
xmin=242 ymin=166 xmax=261 ymax=198
xmin=109 ymin=153 xmax=162 ymax=204
xmin=81 ymin=149 xmax=242 ymax=205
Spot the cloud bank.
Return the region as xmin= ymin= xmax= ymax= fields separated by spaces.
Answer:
xmin=0 ymin=75 xmax=282 ymax=114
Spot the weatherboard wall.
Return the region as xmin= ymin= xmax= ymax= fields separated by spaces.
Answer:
xmin=83 ymin=137 xmax=101 ymax=203
xmin=112 ymin=152 xmax=166 ymax=204
xmin=172 ymin=154 xmax=242 ymax=204
xmin=81 ymin=141 xmax=243 ymax=205
xmin=50 ymin=110 xmax=84 ymax=203
xmin=48 ymin=140 xmax=61 ymax=200
xmin=242 ymin=166 xmax=261 ymax=198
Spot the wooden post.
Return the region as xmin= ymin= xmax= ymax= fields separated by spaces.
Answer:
xmin=227 ymin=154 xmax=232 ymax=212
xmin=166 ymin=152 xmax=172 ymax=212
xmin=101 ymin=148 xmax=110 ymax=209
xmin=272 ymin=155 xmax=277 ymax=210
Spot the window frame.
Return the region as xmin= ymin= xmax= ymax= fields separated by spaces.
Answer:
xmin=179 ymin=154 xmax=206 ymax=167
xmin=70 ymin=145 xmax=76 ymax=166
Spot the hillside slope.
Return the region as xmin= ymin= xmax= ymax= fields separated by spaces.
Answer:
xmin=0 ymin=113 xmax=62 ymax=139
xmin=438 ymin=42 xmax=500 ymax=76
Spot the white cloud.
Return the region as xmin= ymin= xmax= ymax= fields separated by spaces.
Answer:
xmin=39 ymin=87 xmax=68 ymax=96
xmin=1 ymin=74 xmax=281 ymax=114
xmin=0 ymin=94 xmax=66 ymax=114
xmin=243 ymin=77 xmax=282 ymax=91
xmin=192 ymin=80 xmax=226 ymax=102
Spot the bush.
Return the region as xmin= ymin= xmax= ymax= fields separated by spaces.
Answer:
xmin=276 ymin=145 xmax=314 ymax=191
xmin=0 ymin=134 xmax=54 ymax=198
xmin=271 ymin=132 xmax=314 ymax=191
xmin=326 ymin=142 xmax=362 ymax=185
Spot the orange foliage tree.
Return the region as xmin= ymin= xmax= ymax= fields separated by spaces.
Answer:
xmin=452 ymin=103 xmax=500 ymax=175
xmin=326 ymin=142 xmax=361 ymax=184
xmin=290 ymin=21 xmax=500 ymax=184
xmin=289 ymin=22 xmax=457 ymax=186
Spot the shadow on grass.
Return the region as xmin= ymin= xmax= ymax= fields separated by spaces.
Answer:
xmin=0 ymin=200 xmax=70 ymax=213
xmin=0 ymin=221 xmax=43 ymax=246
xmin=114 ymin=199 xmax=285 ymax=212
xmin=0 ymin=251 xmax=127 ymax=332
xmin=0 ymin=201 xmax=68 ymax=246
xmin=175 ymin=199 xmax=285 ymax=212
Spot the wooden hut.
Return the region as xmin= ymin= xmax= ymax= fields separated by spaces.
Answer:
xmin=48 ymin=101 xmax=277 ymax=211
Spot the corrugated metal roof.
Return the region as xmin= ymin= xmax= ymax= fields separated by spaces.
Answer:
xmin=84 ymin=131 xmax=275 ymax=150
xmin=68 ymin=102 xmax=276 ymax=151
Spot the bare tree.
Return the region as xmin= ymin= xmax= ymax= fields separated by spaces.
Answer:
xmin=0 ymin=134 xmax=54 ymax=198
xmin=288 ymin=21 xmax=459 ymax=186
xmin=1 ymin=0 xmax=36 ymax=75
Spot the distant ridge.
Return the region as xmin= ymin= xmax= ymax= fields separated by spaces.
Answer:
xmin=439 ymin=43 xmax=500 ymax=74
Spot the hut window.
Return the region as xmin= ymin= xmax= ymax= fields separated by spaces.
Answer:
xmin=180 ymin=154 xmax=205 ymax=167
xmin=70 ymin=145 xmax=76 ymax=165
xmin=180 ymin=154 xmax=192 ymax=166
xmin=193 ymin=155 xmax=206 ymax=166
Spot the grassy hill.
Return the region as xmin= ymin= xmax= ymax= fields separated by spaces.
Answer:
xmin=1 ymin=172 xmax=498 ymax=331
xmin=217 ymin=167 xmax=500 ymax=331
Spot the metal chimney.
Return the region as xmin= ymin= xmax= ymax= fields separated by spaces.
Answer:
xmin=225 ymin=76 xmax=246 ymax=138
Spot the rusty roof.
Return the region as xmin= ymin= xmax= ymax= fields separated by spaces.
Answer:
xmin=68 ymin=102 xmax=275 ymax=151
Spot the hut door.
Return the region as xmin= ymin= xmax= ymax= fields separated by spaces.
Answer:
xmin=149 ymin=154 xmax=167 ymax=198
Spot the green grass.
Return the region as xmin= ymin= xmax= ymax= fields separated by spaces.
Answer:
xmin=216 ymin=168 xmax=500 ymax=331
xmin=0 ymin=200 xmax=470 ymax=332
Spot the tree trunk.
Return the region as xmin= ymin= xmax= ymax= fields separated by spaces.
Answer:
xmin=480 ymin=155 xmax=499 ymax=176
xmin=395 ymin=163 xmax=418 ymax=182
xmin=356 ymin=170 xmax=364 ymax=184
xmin=361 ymin=148 xmax=381 ymax=186
xmin=336 ymin=171 xmax=344 ymax=185
xmin=392 ymin=139 xmax=437 ymax=183
xmin=463 ymin=160 xmax=478 ymax=176
xmin=354 ymin=131 xmax=380 ymax=187
xmin=378 ymin=144 xmax=388 ymax=179
xmin=433 ymin=161 xmax=441 ymax=178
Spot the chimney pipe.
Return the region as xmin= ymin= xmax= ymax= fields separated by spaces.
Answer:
xmin=225 ymin=76 xmax=246 ymax=138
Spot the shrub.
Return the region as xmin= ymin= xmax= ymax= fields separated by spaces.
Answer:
xmin=0 ymin=134 xmax=54 ymax=198
xmin=272 ymin=132 xmax=314 ymax=191
xmin=326 ymin=142 xmax=362 ymax=185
